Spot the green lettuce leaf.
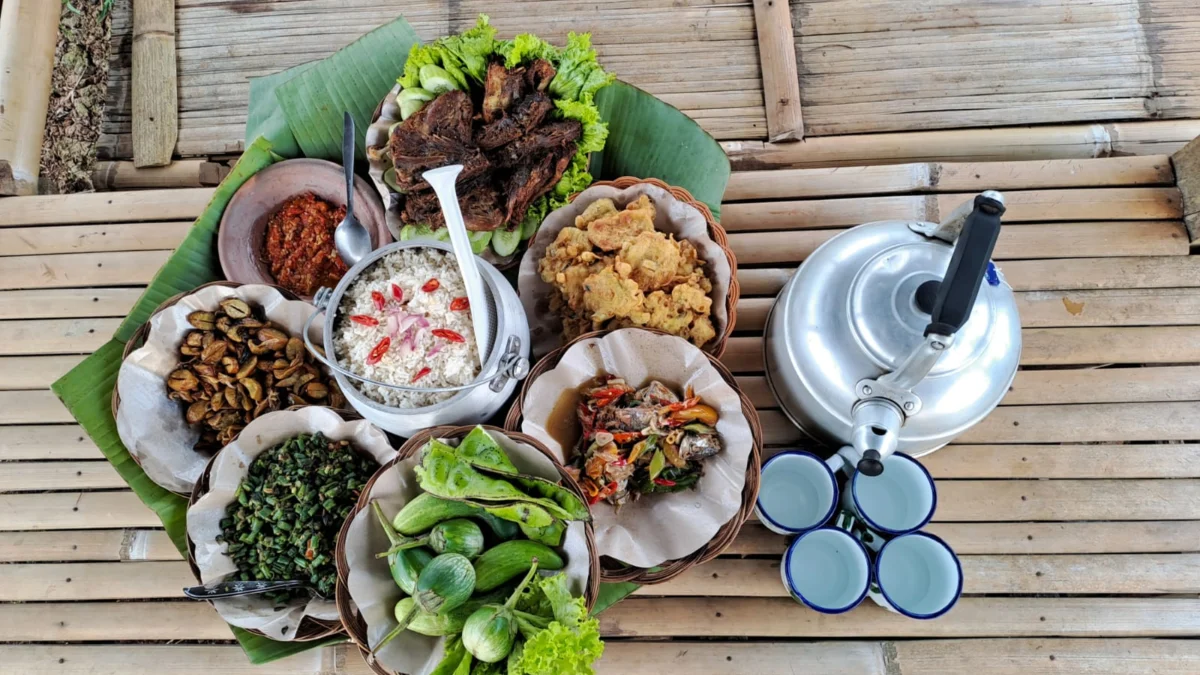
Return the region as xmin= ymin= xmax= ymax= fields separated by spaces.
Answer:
xmin=398 ymin=43 xmax=440 ymax=89
xmin=549 ymin=33 xmax=613 ymax=102
xmin=554 ymin=99 xmax=608 ymax=155
xmin=508 ymin=619 xmax=603 ymax=675
xmin=497 ymin=33 xmax=560 ymax=68
xmin=440 ymin=15 xmax=498 ymax=82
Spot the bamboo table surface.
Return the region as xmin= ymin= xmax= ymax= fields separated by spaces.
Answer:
xmin=4 ymin=155 xmax=1200 ymax=673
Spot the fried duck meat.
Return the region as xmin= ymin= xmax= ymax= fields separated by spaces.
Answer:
xmin=386 ymin=59 xmax=582 ymax=235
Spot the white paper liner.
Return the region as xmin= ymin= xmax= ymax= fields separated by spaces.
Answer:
xmin=344 ymin=430 xmax=592 ymax=675
xmin=115 ymin=284 xmax=324 ymax=494
xmin=519 ymin=329 xmax=752 ymax=568
xmin=517 ymin=182 xmax=732 ymax=360
xmin=186 ymin=407 xmax=397 ymax=641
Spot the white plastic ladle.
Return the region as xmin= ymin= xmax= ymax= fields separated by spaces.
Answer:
xmin=422 ymin=164 xmax=491 ymax=368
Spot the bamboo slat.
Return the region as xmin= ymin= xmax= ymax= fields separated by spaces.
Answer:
xmin=0 ymin=189 xmax=213 ymax=227
xmin=0 ymin=461 xmax=125 ymax=492
xmin=0 ymin=391 xmax=72 ymax=425
xmin=0 ymin=356 xmax=87 ymax=389
xmin=633 ymin=554 xmax=1200 ymax=597
xmin=728 ymin=521 xmax=1200 ymax=556
xmin=0 ymin=529 xmax=178 ymax=563
xmin=0 ymin=251 xmax=172 ymax=290
xmin=723 ymin=155 xmax=1174 ymax=201
xmin=0 ymin=222 xmax=191 ymax=256
xmin=0 ymin=561 xmax=193 ymax=601
xmin=751 ymin=0 xmax=803 ymax=141
xmin=599 ymin=597 xmax=1200 ymax=638
xmin=0 ymin=492 xmax=161 ymax=530
xmin=0 ymin=319 xmax=121 ymax=356
xmin=0 ymin=0 xmax=61 ymax=195
xmin=0 ymin=289 xmax=144 ymax=319
xmin=0 ymin=426 xmax=98 ymax=461
xmin=720 ymin=120 xmax=1200 ymax=170
xmin=92 ymin=159 xmax=226 ymax=190
xmin=132 ymin=0 xmax=179 ymax=167
xmin=921 ymin=444 xmax=1200 ymax=479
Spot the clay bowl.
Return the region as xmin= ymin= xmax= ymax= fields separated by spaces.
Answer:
xmin=218 ymin=158 xmax=390 ymax=299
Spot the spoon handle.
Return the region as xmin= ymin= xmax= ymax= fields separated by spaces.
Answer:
xmin=183 ymin=579 xmax=310 ymax=600
xmin=342 ymin=112 xmax=356 ymax=219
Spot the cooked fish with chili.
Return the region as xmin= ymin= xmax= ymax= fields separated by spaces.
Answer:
xmin=565 ymin=375 xmax=723 ymax=506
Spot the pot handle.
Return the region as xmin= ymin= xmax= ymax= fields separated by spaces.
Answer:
xmin=915 ymin=191 xmax=1005 ymax=336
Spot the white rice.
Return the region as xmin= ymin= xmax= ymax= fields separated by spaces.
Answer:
xmin=334 ymin=248 xmax=481 ymax=408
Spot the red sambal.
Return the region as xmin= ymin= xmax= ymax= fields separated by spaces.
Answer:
xmin=262 ymin=193 xmax=349 ymax=296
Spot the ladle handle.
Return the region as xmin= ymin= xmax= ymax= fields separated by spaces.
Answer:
xmin=342 ymin=112 xmax=356 ymax=219
xmin=919 ymin=192 xmax=1005 ymax=336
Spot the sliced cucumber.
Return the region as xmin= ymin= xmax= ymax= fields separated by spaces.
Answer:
xmin=399 ymin=98 xmax=426 ymax=121
xmin=519 ymin=214 xmax=541 ymax=241
xmin=383 ymin=167 xmax=402 ymax=193
xmin=469 ymin=231 xmax=492 ymax=254
xmin=419 ymin=65 xmax=459 ymax=95
xmin=399 ymin=224 xmax=419 ymax=241
xmin=490 ymin=228 xmax=521 ymax=257
xmin=398 ymin=87 xmax=435 ymax=104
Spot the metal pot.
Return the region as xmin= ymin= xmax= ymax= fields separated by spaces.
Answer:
xmin=303 ymin=240 xmax=530 ymax=437
xmin=764 ymin=192 xmax=1021 ymax=476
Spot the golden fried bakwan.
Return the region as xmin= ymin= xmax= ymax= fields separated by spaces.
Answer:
xmin=538 ymin=195 xmax=718 ymax=347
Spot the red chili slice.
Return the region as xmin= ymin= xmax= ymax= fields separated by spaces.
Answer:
xmin=350 ymin=315 xmax=379 ymax=327
xmin=391 ymin=284 xmax=404 ymax=302
xmin=412 ymin=367 xmax=432 ymax=383
xmin=450 ymin=296 xmax=469 ymax=311
xmin=421 ymin=278 xmax=440 ymax=293
xmin=365 ymin=337 xmax=390 ymax=365
xmin=370 ymin=290 xmax=386 ymax=311
xmin=653 ymin=478 xmax=676 ymax=487
xmin=431 ymin=328 xmax=465 ymax=343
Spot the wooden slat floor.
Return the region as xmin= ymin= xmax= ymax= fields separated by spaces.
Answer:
xmin=3 ymin=155 xmax=1200 ymax=673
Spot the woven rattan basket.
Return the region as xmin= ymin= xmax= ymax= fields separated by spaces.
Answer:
xmin=504 ymin=328 xmax=762 ymax=584
xmin=335 ymin=424 xmax=601 ymax=675
xmin=565 ymin=176 xmax=740 ymax=359
xmin=112 ymin=281 xmax=311 ymax=496
xmin=184 ymin=405 xmax=366 ymax=642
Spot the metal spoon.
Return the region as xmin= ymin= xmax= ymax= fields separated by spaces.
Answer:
xmin=182 ymin=579 xmax=327 ymax=601
xmin=334 ymin=111 xmax=373 ymax=267
xmin=423 ymin=164 xmax=492 ymax=366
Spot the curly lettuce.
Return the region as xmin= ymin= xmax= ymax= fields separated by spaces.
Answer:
xmin=505 ymin=572 xmax=603 ymax=675
xmin=398 ymin=15 xmax=497 ymax=89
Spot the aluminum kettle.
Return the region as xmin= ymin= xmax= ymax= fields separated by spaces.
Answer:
xmin=763 ymin=192 xmax=1021 ymax=476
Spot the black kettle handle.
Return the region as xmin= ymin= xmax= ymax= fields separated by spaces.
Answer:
xmin=915 ymin=193 xmax=1005 ymax=336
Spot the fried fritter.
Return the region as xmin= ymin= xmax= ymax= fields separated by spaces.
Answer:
xmin=619 ymin=230 xmax=681 ymax=290
xmin=583 ymin=267 xmax=648 ymax=324
xmin=584 ymin=195 xmax=655 ymax=251
xmin=540 ymin=194 xmax=718 ymax=348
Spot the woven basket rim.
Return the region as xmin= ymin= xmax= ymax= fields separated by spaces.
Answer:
xmin=334 ymin=424 xmax=601 ymax=675
xmin=502 ymin=326 xmax=762 ymax=585
xmin=112 ymin=281 xmax=305 ymax=497
xmin=183 ymin=406 xmax=369 ymax=642
xmin=559 ymin=176 xmax=740 ymax=359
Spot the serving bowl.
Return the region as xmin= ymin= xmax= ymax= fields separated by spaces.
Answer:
xmin=304 ymin=240 xmax=531 ymax=438
xmin=505 ymin=327 xmax=762 ymax=584
xmin=185 ymin=406 xmax=396 ymax=641
xmin=334 ymin=424 xmax=599 ymax=675
xmin=218 ymin=158 xmax=390 ymax=298
xmin=518 ymin=177 xmax=739 ymax=360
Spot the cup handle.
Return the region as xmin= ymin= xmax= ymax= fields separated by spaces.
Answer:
xmin=825 ymin=448 xmax=852 ymax=475
xmin=833 ymin=509 xmax=887 ymax=553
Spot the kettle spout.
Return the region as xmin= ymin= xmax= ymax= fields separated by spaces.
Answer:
xmin=846 ymin=399 xmax=903 ymax=476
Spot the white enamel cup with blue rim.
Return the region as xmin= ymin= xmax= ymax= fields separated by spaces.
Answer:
xmin=836 ymin=452 xmax=936 ymax=535
xmin=755 ymin=450 xmax=839 ymax=535
xmin=870 ymin=531 xmax=963 ymax=619
xmin=781 ymin=527 xmax=871 ymax=614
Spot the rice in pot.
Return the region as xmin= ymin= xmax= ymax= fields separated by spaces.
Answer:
xmin=334 ymin=248 xmax=481 ymax=408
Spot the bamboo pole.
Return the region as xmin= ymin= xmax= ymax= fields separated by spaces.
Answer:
xmin=0 ymin=0 xmax=62 ymax=195
xmin=751 ymin=0 xmax=803 ymax=142
xmin=721 ymin=120 xmax=1200 ymax=171
xmin=91 ymin=159 xmax=226 ymax=190
xmin=132 ymin=0 xmax=177 ymax=167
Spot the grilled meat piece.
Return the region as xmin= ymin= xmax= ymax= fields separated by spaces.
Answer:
xmin=482 ymin=61 xmax=525 ymax=123
xmin=403 ymin=176 xmax=506 ymax=232
xmin=502 ymin=143 xmax=574 ymax=223
xmin=494 ymin=120 xmax=582 ymax=168
xmin=679 ymin=433 xmax=723 ymax=461
xmin=475 ymin=92 xmax=555 ymax=151
xmin=635 ymin=381 xmax=679 ymax=406
xmin=389 ymin=130 xmax=490 ymax=193
xmin=525 ymin=59 xmax=556 ymax=92
xmin=415 ymin=90 xmax=474 ymax=143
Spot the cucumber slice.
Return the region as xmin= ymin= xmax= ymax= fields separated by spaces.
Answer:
xmin=490 ymin=228 xmax=521 ymax=257
xmin=399 ymin=98 xmax=426 ymax=121
xmin=382 ymin=167 xmax=402 ymax=193
xmin=519 ymin=214 xmax=541 ymax=241
xmin=398 ymin=87 xmax=435 ymax=104
xmin=468 ymin=231 xmax=492 ymax=254
xmin=399 ymin=224 xmax=419 ymax=241
xmin=419 ymin=65 xmax=459 ymax=95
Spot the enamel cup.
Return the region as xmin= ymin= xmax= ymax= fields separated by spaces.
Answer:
xmin=838 ymin=452 xmax=936 ymax=535
xmin=781 ymin=527 xmax=871 ymax=614
xmin=755 ymin=451 xmax=839 ymax=535
xmin=871 ymin=531 xmax=963 ymax=619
